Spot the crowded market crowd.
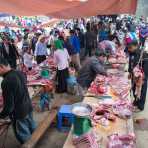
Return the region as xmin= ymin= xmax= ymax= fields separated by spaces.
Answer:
xmin=0 ymin=15 xmax=148 ymax=144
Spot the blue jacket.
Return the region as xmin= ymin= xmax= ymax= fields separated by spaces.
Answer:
xmin=99 ymin=30 xmax=109 ymax=42
xmin=69 ymin=35 xmax=80 ymax=54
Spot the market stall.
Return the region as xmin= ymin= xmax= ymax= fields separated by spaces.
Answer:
xmin=63 ymin=61 xmax=135 ymax=147
xmin=13 ymin=56 xmax=57 ymax=148
xmin=25 ymin=56 xmax=56 ymax=111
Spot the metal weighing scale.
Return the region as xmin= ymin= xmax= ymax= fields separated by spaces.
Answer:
xmin=71 ymin=103 xmax=92 ymax=136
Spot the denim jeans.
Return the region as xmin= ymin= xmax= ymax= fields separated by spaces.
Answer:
xmin=137 ymin=77 xmax=148 ymax=110
xmin=12 ymin=112 xmax=37 ymax=144
xmin=71 ymin=53 xmax=81 ymax=71
xmin=132 ymin=77 xmax=148 ymax=110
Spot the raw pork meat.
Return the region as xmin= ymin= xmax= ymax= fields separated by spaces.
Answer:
xmin=73 ymin=130 xmax=99 ymax=148
xmin=107 ymin=133 xmax=136 ymax=148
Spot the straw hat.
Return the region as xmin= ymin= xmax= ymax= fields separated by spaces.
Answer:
xmin=63 ymin=29 xmax=70 ymax=37
xmin=38 ymin=35 xmax=46 ymax=42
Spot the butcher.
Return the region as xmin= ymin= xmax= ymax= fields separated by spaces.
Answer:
xmin=128 ymin=41 xmax=148 ymax=111
xmin=77 ymin=51 xmax=107 ymax=97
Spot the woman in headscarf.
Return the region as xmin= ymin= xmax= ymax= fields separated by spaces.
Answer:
xmin=54 ymin=39 xmax=70 ymax=93
xmin=34 ymin=35 xmax=48 ymax=64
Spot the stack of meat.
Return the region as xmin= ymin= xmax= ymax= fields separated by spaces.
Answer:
xmin=27 ymin=70 xmax=40 ymax=82
xmin=73 ymin=130 xmax=99 ymax=148
xmin=108 ymin=57 xmax=120 ymax=69
xmin=108 ymin=49 xmax=127 ymax=69
xmin=107 ymin=133 xmax=136 ymax=148
xmin=108 ymin=49 xmax=126 ymax=64
xmin=45 ymin=57 xmax=56 ymax=71
xmin=27 ymin=79 xmax=54 ymax=90
xmin=107 ymin=69 xmax=124 ymax=77
xmin=91 ymin=104 xmax=116 ymax=127
xmin=112 ymin=100 xmax=133 ymax=119
xmin=116 ymin=48 xmax=126 ymax=57
xmin=91 ymin=98 xmax=133 ymax=127
xmin=108 ymin=57 xmax=117 ymax=64
xmin=88 ymin=75 xmax=108 ymax=95
xmin=108 ymin=76 xmax=130 ymax=99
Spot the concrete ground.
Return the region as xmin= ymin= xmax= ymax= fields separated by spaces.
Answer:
xmin=37 ymin=127 xmax=68 ymax=148
xmin=0 ymin=123 xmax=69 ymax=148
xmin=133 ymin=91 xmax=148 ymax=148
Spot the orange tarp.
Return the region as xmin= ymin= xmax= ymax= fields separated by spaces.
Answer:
xmin=0 ymin=0 xmax=137 ymax=17
xmin=50 ymin=0 xmax=137 ymax=19
xmin=0 ymin=0 xmax=81 ymax=16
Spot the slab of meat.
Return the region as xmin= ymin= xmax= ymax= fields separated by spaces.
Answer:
xmin=91 ymin=104 xmax=116 ymax=127
xmin=107 ymin=133 xmax=136 ymax=148
xmin=88 ymin=74 xmax=108 ymax=95
xmin=73 ymin=130 xmax=99 ymax=148
xmin=27 ymin=73 xmax=40 ymax=82
xmin=27 ymin=79 xmax=54 ymax=88
xmin=108 ymin=57 xmax=117 ymax=64
xmin=112 ymin=100 xmax=133 ymax=119
xmin=40 ymin=56 xmax=56 ymax=71
xmin=108 ymin=76 xmax=130 ymax=99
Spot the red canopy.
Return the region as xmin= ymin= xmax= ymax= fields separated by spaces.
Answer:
xmin=0 ymin=0 xmax=81 ymax=16
xmin=0 ymin=0 xmax=137 ymax=17
xmin=50 ymin=0 xmax=137 ymax=19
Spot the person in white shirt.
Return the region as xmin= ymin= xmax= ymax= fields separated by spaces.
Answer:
xmin=16 ymin=36 xmax=23 ymax=55
xmin=53 ymin=39 xmax=70 ymax=93
xmin=23 ymin=50 xmax=33 ymax=71
xmin=34 ymin=36 xmax=48 ymax=64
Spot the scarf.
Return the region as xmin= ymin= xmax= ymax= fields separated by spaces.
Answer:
xmin=54 ymin=40 xmax=64 ymax=50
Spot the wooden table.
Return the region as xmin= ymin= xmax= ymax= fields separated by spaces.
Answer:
xmin=63 ymin=74 xmax=134 ymax=148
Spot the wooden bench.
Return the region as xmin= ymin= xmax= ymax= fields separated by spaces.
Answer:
xmin=22 ymin=110 xmax=57 ymax=148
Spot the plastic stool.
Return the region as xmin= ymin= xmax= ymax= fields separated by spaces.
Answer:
xmin=57 ymin=105 xmax=74 ymax=131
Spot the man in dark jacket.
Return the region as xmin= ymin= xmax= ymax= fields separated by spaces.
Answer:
xmin=128 ymin=41 xmax=148 ymax=111
xmin=77 ymin=52 xmax=107 ymax=98
xmin=0 ymin=57 xmax=36 ymax=144
xmin=31 ymin=33 xmax=40 ymax=54
xmin=76 ymin=28 xmax=85 ymax=49
xmin=84 ymin=24 xmax=97 ymax=57
xmin=77 ymin=52 xmax=107 ymax=88
xmin=1 ymin=37 xmax=19 ymax=69
xmin=76 ymin=28 xmax=85 ymax=60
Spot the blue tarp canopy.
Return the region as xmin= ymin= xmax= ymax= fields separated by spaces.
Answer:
xmin=0 ymin=13 xmax=10 ymax=17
